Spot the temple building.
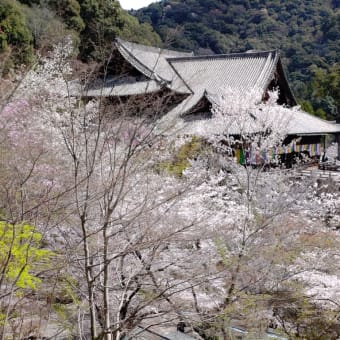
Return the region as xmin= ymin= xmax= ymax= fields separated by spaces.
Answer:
xmin=83 ymin=38 xmax=340 ymax=160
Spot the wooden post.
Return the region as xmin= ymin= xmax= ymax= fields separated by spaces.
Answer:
xmin=335 ymin=133 xmax=340 ymax=161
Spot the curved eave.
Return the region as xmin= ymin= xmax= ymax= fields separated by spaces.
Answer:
xmin=287 ymin=111 xmax=340 ymax=135
xmin=83 ymin=80 xmax=162 ymax=97
xmin=288 ymin=128 xmax=340 ymax=136
xmin=178 ymin=93 xmax=206 ymax=117
xmin=293 ymin=133 xmax=340 ymax=136
xmin=204 ymin=91 xmax=219 ymax=107
xmin=115 ymin=39 xmax=169 ymax=85
xmin=115 ymin=39 xmax=192 ymax=95
xmin=261 ymin=50 xmax=280 ymax=93
xmin=158 ymin=93 xmax=206 ymax=132
xmin=276 ymin=58 xmax=297 ymax=107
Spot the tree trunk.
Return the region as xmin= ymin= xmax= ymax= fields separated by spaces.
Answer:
xmin=103 ymin=223 xmax=112 ymax=340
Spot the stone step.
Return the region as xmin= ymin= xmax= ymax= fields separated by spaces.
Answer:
xmin=300 ymin=169 xmax=340 ymax=182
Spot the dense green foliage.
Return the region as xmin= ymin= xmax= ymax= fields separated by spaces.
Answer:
xmin=305 ymin=64 xmax=340 ymax=120
xmin=52 ymin=0 xmax=85 ymax=32
xmin=119 ymin=10 xmax=161 ymax=47
xmin=77 ymin=0 xmax=160 ymax=60
xmin=77 ymin=0 xmax=123 ymax=60
xmin=134 ymin=0 xmax=339 ymax=119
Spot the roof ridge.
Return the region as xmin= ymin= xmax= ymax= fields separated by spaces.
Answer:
xmin=276 ymin=58 xmax=297 ymax=106
xmin=168 ymin=50 xmax=279 ymax=62
xmin=260 ymin=50 xmax=280 ymax=93
xmin=255 ymin=51 xmax=277 ymax=90
xmin=167 ymin=61 xmax=194 ymax=95
xmin=115 ymin=37 xmax=194 ymax=57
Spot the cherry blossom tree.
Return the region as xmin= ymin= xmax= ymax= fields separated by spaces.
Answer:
xmin=174 ymin=87 xmax=340 ymax=337
xmin=0 ymin=44 xmax=73 ymax=339
xmin=0 ymin=38 xmax=212 ymax=340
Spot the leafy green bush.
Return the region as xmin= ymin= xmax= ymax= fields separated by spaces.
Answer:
xmin=0 ymin=221 xmax=52 ymax=289
xmin=158 ymin=136 xmax=205 ymax=177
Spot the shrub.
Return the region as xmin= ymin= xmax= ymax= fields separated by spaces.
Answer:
xmin=0 ymin=221 xmax=52 ymax=290
xmin=158 ymin=136 xmax=205 ymax=177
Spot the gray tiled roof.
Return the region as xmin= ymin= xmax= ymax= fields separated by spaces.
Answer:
xmin=162 ymin=51 xmax=278 ymax=122
xmin=169 ymin=50 xmax=278 ymax=97
xmin=85 ymin=80 xmax=161 ymax=97
xmin=172 ymin=106 xmax=340 ymax=137
xmin=103 ymin=39 xmax=340 ymax=136
xmin=115 ymin=39 xmax=279 ymax=120
xmin=115 ymin=39 xmax=278 ymax=102
xmin=287 ymin=110 xmax=340 ymax=135
xmin=158 ymin=93 xmax=204 ymax=130
xmin=116 ymin=38 xmax=192 ymax=94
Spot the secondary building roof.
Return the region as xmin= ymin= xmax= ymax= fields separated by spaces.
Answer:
xmin=85 ymin=79 xmax=161 ymax=97
xmin=178 ymin=104 xmax=340 ymax=137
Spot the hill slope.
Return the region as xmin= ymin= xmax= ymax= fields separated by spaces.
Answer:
xmin=0 ymin=0 xmax=161 ymax=66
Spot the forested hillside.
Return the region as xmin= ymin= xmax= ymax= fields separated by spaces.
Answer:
xmin=0 ymin=0 xmax=160 ymax=66
xmin=134 ymin=0 xmax=339 ymax=119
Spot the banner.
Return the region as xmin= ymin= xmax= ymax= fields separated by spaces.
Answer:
xmin=235 ymin=143 xmax=322 ymax=165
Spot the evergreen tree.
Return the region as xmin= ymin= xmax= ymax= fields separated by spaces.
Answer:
xmin=0 ymin=0 xmax=33 ymax=67
xmin=78 ymin=0 xmax=123 ymax=61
